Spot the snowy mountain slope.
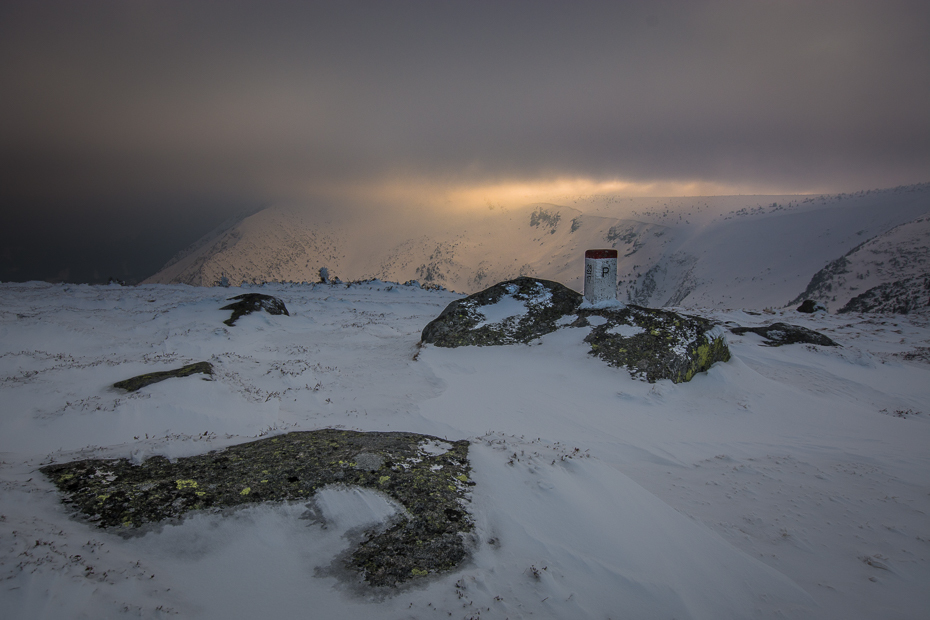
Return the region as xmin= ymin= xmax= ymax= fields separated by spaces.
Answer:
xmin=840 ymin=275 xmax=930 ymax=314
xmin=145 ymin=201 xmax=675 ymax=295
xmin=147 ymin=204 xmax=350 ymax=287
xmin=145 ymin=184 xmax=930 ymax=309
xmin=790 ymin=214 xmax=930 ymax=311
xmin=1 ymin=281 xmax=929 ymax=619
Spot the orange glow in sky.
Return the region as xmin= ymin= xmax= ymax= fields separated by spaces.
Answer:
xmin=298 ymin=176 xmax=811 ymax=214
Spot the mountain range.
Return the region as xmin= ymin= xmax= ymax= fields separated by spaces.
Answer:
xmin=145 ymin=183 xmax=930 ymax=310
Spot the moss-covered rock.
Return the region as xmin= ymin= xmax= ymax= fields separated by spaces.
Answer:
xmin=41 ymin=430 xmax=473 ymax=587
xmin=580 ymin=307 xmax=730 ymax=383
xmin=221 ymin=293 xmax=289 ymax=326
xmin=729 ymin=322 xmax=839 ymax=347
xmin=113 ymin=361 xmax=214 ymax=392
xmin=420 ymin=277 xmax=730 ymax=383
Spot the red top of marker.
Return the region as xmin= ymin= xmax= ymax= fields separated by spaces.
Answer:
xmin=585 ymin=249 xmax=618 ymax=259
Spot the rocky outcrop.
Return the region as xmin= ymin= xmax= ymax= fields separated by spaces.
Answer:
xmin=796 ymin=300 xmax=826 ymax=313
xmin=421 ymin=278 xmax=581 ymax=347
xmin=221 ymin=293 xmax=289 ymax=326
xmin=41 ymin=430 xmax=473 ymax=588
xmin=113 ymin=361 xmax=213 ymax=392
xmin=420 ymin=277 xmax=730 ymax=383
xmin=729 ymin=322 xmax=838 ymax=347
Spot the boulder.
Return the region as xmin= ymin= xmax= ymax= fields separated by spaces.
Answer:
xmin=113 ymin=361 xmax=213 ymax=392
xmin=41 ymin=429 xmax=473 ymax=588
xmin=221 ymin=293 xmax=289 ymax=326
xmin=420 ymin=277 xmax=730 ymax=383
xmin=796 ymin=299 xmax=826 ymax=313
xmin=729 ymin=322 xmax=839 ymax=347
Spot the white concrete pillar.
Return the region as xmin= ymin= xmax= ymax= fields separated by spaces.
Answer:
xmin=584 ymin=249 xmax=618 ymax=305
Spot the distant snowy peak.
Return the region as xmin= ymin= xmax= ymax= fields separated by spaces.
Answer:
xmin=791 ymin=213 xmax=930 ymax=311
xmin=144 ymin=184 xmax=930 ymax=311
xmin=156 ymin=205 xmax=264 ymax=274
xmin=143 ymin=202 xmax=670 ymax=294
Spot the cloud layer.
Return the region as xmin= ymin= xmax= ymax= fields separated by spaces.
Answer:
xmin=1 ymin=1 xmax=928 ymax=282
xmin=3 ymin=1 xmax=928 ymax=200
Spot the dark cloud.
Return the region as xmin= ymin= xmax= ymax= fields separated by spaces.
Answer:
xmin=1 ymin=1 xmax=928 ymax=281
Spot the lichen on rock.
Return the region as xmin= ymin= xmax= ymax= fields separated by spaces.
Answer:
xmin=221 ymin=293 xmax=290 ymax=326
xmin=41 ymin=429 xmax=474 ymax=587
xmin=113 ymin=361 xmax=214 ymax=392
xmin=420 ymin=277 xmax=730 ymax=383
xmin=580 ymin=309 xmax=730 ymax=383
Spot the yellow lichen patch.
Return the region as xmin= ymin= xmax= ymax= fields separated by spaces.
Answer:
xmin=195 ymin=491 xmax=206 ymax=497
xmin=680 ymin=336 xmax=730 ymax=383
xmin=58 ymin=473 xmax=74 ymax=481
xmin=378 ymin=475 xmax=390 ymax=485
xmin=410 ymin=568 xmax=428 ymax=577
xmin=240 ymin=487 xmax=251 ymax=495
xmin=175 ymin=479 xmax=198 ymax=490
xmin=97 ymin=494 xmax=110 ymax=502
xmin=456 ymin=474 xmax=469 ymax=482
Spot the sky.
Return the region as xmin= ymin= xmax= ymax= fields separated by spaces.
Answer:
xmin=1 ymin=0 xmax=928 ymax=283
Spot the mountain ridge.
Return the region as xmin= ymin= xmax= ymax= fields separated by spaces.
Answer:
xmin=145 ymin=184 xmax=930 ymax=309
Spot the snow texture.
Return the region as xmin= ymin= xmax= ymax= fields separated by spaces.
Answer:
xmin=1 ymin=280 xmax=929 ymax=619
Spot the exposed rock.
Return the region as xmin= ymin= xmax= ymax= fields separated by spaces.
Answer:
xmin=421 ymin=277 xmax=581 ymax=347
xmin=41 ymin=429 xmax=473 ymax=588
xmin=729 ymin=322 xmax=839 ymax=347
xmin=221 ymin=293 xmax=289 ymax=326
xmin=113 ymin=361 xmax=213 ymax=392
xmin=529 ymin=206 xmax=561 ymax=233
xmin=420 ymin=277 xmax=730 ymax=383
xmin=580 ymin=308 xmax=730 ymax=383
xmin=796 ymin=299 xmax=826 ymax=313
xmin=838 ymin=276 xmax=930 ymax=315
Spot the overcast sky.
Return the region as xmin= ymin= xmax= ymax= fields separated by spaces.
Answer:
xmin=2 ymin=1 xmax=928 ymax=282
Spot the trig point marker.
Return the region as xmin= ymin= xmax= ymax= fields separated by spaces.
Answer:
xmin=584 ymin=249 xmax=618 ymax=305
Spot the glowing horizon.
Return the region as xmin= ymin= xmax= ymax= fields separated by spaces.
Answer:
xmin=283 ymin=175 xmax=839 ymax=213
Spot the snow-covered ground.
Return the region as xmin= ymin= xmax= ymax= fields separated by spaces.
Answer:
xmin=1 ymin=281 xmax=928 ymax=619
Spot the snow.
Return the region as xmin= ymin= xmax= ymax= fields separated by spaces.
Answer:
xmin=473 ymin=282 xmax=554 ymax=328
xmin=418 ymin=439 xmax=453 ymax=456
xmin=309 ymin=486 xmax=405 ymax=530
xmin=607 ymin=323 xmax=645 ymax=337
xmin=473 ymin=294 xmax=529 ymax=328
xmin=1 ymin=280 xmax=929 ymax=619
